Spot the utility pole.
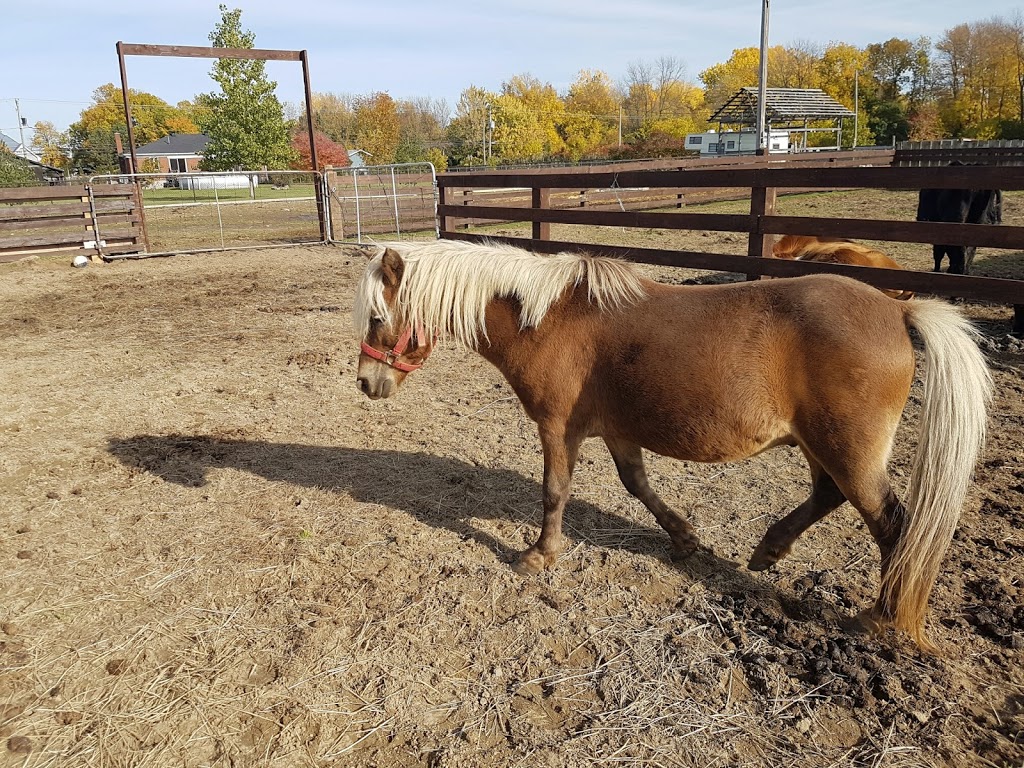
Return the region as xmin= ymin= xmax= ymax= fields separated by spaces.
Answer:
xmin=482 ymin=104 xmax=488 ymax=165
xmin=14 ymin=98 xmax=27 ymax=157
xmin=487 ymin=103 xmax=494 ymax=163
xmin=853 ymin=70 xmax=859 ymax=149
xmin=755 ymin=0 xmax=770 ymax=153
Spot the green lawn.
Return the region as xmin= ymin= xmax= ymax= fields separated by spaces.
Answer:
xmin=143 ymin=183 xmax=318 ymax=206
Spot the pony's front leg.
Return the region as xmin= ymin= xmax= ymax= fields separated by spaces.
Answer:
xmin=513 ymin=426 xmax=582 ymax=576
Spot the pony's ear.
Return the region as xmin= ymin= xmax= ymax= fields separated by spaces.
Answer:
xmin=380 ymin=248 xmax=405 ymax=289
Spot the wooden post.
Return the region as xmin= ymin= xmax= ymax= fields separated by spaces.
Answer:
xmin=746 ymin=184 xmax=776 ymax=280
xmin=532 ymin=187 xmax=550 ymax=241
xmin=439 ymin=183 xmax=450 ymax=237
xmin=462 ymin=189 xmax=472 ymax=230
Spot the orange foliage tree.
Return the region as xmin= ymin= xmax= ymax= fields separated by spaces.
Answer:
xmin=291 ymin=130 xmax=351 ymax=170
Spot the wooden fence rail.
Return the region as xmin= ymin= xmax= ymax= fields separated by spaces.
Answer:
xmin=0 ymin=184 xmax=145 ymax=263
xmin=436 ymin=161 xmax=1024 ymax=307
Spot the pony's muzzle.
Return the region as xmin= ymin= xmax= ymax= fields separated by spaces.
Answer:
xmin=356 ymin=374 xmax=394 ymax=400
xmin=356 ymin=358 xmax=398 ymax=400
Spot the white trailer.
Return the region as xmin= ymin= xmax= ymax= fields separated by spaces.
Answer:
xmin=685 ymin=129 xmax=790 ymax=156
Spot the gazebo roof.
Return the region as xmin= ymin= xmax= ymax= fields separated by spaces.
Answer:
xmin=709 ymin=88 xmax=855 ymax=125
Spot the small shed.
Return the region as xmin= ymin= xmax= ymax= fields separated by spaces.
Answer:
xmin=706 ymin=88 xmax=855 ymax=152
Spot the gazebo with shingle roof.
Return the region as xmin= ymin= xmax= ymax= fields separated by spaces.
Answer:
xmin=709 ymin=87 xmax=856 ymax=151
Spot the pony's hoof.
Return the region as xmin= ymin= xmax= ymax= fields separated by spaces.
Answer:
xmin=511 ymin=559 xmax=542 ymax=577
xmin=842 ymin=609 xmax=885 ymax=638
xmin=669 ymin=539 xmax=700 ymax=562
xmin=747 ymin=542 xmax=787 ymax=571
xmin=511 ymin=550 xmax=553 ymax=577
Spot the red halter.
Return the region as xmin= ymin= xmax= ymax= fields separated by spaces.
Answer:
xmin=360 ymin=323 xmax=430 ymax=373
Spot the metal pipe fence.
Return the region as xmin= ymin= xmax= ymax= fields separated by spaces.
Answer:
xmin=89 ymin=170 xmax=326 ymax=256
xmin=324 ymin=162 xmax=438 ymax=244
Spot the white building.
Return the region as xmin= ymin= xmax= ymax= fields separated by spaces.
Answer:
xmin=685 ymin=129 xmax=790 ymax=157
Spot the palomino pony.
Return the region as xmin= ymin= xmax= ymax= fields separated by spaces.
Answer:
xmin=353 ymin=239 xmax=991 ymax=649
xmin=769 ymin=235 xmax=914 ymax=300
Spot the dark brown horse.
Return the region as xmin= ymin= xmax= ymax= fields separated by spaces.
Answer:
xmin=769 ymin=235 xmax=914 ymax=300
xmin=353 ymin=239 xmax=992 ymax=649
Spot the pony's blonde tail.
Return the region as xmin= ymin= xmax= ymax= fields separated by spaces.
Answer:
xmin=884 ymin=299 xmax=992 ymax=648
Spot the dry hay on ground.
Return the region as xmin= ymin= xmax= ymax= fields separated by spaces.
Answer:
xmin=1 ymin=198 xmax=1023 ymax=767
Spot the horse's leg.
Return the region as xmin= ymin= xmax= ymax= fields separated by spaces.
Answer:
xmin=513 ymin=425 xmax=583 ymax=576
xmin=748 ymin=452 xmax=847 ymax=570
xmin=963 ymin=245 xmax=977 ymax=274
xmin=816 ymin=460 xmax=906 ymax=634
xmin=947 ymin=246 xmax=966 ymax=275
xmin=931 ymin=245 xmax=945 ymax=272
xmin=603 ymin=436 xmax=700 ymax=559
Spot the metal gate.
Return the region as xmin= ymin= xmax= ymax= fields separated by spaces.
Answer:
xmin=324 ymin=162 xmax=438 ymax=244
xmin=89 ymin=170 xmax=327 ymax=256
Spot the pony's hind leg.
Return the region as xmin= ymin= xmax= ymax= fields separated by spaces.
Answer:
xmin=748 ymin=453 xmax=847 ymax=571
xmin=810 ymin=454 xmax=908 ymax=637
xmin=603 ymin=437 xmax=700 ymax=559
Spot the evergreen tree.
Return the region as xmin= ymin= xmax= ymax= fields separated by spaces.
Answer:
xmin=199 ymin=5 xmax=296 ymax=171
xmin=0 ymin=149 xmax=36 ymax=187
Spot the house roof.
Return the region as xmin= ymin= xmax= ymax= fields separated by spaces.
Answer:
xmin=0 ymin=132 xmax=41 ymax=162
xmin=132 ymin=133 xmax=210 ymax=156
xmin=709 ymin=88 xmax=855 ymax=126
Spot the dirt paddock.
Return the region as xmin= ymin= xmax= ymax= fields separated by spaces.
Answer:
xmin=1 ymin=192 xmax=1023 ymax=767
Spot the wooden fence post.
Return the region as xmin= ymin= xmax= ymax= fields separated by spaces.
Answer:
xmin=438 ymin=183 xmax=450 ymax=236
xmin=532 ymin=187 xmax=550 ymax=241
xmin=746 ymin=184 xmax=776 ymax=280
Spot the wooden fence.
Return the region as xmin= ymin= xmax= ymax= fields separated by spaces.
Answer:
xmin=436 ymin=162 xmax=1024 ymax=306
xmin=0 ymin=184 xmax=145 ymax=263
xmin=894 ymin=140 xmax=1024 ymax=167
xmin=442 ymin=149 xmax=896 ymax=229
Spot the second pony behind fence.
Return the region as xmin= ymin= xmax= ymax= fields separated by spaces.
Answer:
xmin=769 ymin=235 xmax=914 ymax=300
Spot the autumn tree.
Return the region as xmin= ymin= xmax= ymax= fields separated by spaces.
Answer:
xmin=395 ymin=97 xmax=449 ymax=164
xmin=773 ymin=40 xmax=822 ymax=88
xmin=620 ymin=57 xmax=706 ymax=154
xmin=560 ymin=69 xmax=621 ymax=160
xmin=699 ymin=47 xmax=762 ymax=109
xmin=867 ymin=37 xmax=931 ymax=103
xmin=199 ymin=5 xmax=296 ymax=170
xmin=353 ymin=92 xmax=400 ymax=164
xmin=445 ymin=86 xmax=494 ymax=166
xmin=30 ymin=121 xmax=70 ymax=170
xmin=489 ymin=94 xmax=547 ymax=163
xmin=501 ymin=74 xmax=566 ymax=157
xmin=290 ymin=130 xmax=350 ymax=170
xmin=308 ymin=92 xmax=358 ymax=144
xmin=68 ymin=84 xmax=198 ymax=173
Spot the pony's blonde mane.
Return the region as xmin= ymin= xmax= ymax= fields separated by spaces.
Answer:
xmin=353 ymin=239 xmax=646 ymax=348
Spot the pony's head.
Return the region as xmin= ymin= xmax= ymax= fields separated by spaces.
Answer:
xmin=353 ymin=247 xmax=434 ymax=399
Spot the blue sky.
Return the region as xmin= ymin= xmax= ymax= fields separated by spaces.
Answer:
xmin=2 ymin=0 xmax=1022 ymax=141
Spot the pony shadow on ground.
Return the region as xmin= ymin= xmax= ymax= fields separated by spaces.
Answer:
xmin=107 ymin=434 xmax=834 ymax=622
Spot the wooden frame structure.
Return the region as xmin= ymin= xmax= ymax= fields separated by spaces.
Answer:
xmin=115 ymin=41 xmax=325 ymax=242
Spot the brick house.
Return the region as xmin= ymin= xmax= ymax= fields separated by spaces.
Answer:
xmin=120 ymin=133 xmax=209 ymax=175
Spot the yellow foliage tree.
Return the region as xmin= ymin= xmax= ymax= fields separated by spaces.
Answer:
xmin=354 ymin=92 xmax=400 ymax=164
xmin=72 ymin=84 xmax=199 ymax=145
xmin=501 ymin=74 xmax=566 ymax=156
